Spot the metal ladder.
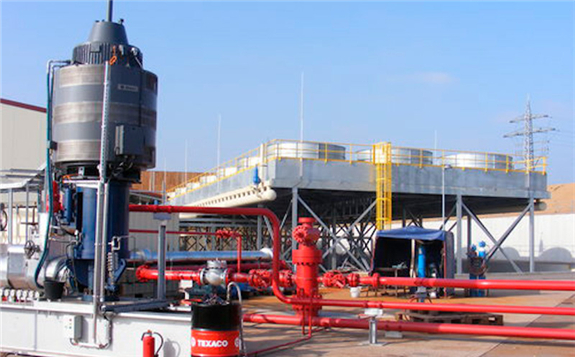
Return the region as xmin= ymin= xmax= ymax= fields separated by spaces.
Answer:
xmin=374 ymin=142 xmax=392 ymax=231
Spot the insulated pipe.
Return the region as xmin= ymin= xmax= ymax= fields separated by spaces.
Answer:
xmin=130 ymin=249 xmax=271 ymax=262
xmin=242 ymin=314 xmax=575 ymax=341
xmin=164 ymin=263 xmax=274 ymax=272
xmin=130 ymin=229 xmax=222 ymax=236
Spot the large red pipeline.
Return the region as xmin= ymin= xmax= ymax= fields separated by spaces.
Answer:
xmin=243 ymin=313 xmax=575 ymax=341
xmin=128 ymin=204 xmax=290 ymax=306
xmin=358 ymin=275 xmax=575 ymax=291
xmin=304 ymin=298 xmax=575 ymax=316
xmin=129 ymin=205 xmax=575 ymax=340
xmin=135 ymin=265 xmax=575 ymax=316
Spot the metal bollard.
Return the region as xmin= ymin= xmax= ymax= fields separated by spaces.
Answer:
xmin=369 ymin=316 xmax=378 ymax=344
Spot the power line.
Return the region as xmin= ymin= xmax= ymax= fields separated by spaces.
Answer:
xmin=504 ymin=96 xmax=555 ymax=170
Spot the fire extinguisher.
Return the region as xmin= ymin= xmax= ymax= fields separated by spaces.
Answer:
xmin=141 ymin=330 xmax=164 ymax=357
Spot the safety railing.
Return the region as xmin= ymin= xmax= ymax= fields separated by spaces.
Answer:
xmin=167 ymin=139 xmax=547 ymax=200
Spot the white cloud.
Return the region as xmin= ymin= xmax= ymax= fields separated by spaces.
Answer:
xmin=410 ymin=71 xmax=457 ymax=84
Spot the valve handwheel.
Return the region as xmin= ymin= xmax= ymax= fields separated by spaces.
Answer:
xmin=24 ymin=240 xmax=39 ymax=258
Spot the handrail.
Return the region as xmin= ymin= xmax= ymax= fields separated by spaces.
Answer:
xmin=166 ymin=139 xmax=547 ymax=200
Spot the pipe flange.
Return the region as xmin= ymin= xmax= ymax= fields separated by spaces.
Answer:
xmin=292 ymin=225 xmax=320 ymax=246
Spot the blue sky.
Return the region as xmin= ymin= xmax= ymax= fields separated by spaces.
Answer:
xmin=1 ymin=1 xmax=573 ymax=184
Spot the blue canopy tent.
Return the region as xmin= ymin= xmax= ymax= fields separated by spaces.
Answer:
xmin=370 ymin=226 xmax=455 ymax=282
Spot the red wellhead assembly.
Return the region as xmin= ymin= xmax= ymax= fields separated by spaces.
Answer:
xmin=291 ymin=217 xmax=322 ymax=318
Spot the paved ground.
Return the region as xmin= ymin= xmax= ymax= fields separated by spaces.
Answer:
xmin=240 ymin=272 xmax=575 ymax=356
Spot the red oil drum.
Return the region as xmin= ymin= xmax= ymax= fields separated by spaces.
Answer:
xmin=191 ymin=302 xmax=241 ymax=357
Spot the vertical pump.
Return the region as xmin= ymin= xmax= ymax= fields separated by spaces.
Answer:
xmin=49 ymin=0 xmax=158 ymax=292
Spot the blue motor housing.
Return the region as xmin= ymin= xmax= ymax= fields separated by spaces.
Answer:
xmin=71 ymin=182 xmax=130 ymax=290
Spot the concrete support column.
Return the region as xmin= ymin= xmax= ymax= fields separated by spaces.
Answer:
xmin=456 ymin=194 xmax=463 ymax=275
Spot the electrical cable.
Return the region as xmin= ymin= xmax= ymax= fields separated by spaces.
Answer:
xmin=227 ymin=282 xmax=247 ymax=357
xmin=34 ymin=60 xmax=70 ymax=289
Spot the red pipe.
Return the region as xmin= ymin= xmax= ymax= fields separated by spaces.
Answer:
xmin=358 ymin=275 xmax=575 ymax=292
xmin=230 ymin=272 xmax=250 ymax=284
xmin=128 ymin=204 xmax=291 ymax=305
xmin=135 ymin=264 xmax=575 ymax=316
xmin=136 ymin=265 xmax=202 ymax=284
xmin=243 ymin=313 xmax=575 ymax=340
xmin=129 ymin=205 xmax=575 ymax=339
xmin=303 ymin=298 xmax=575 ymax=316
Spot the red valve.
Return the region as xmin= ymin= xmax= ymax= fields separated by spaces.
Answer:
xmin=346 ymin=273 xmax=360 ymax=287
xmin=248 ymin=269 xmax=272 ymax=289
xmin=323 ymin=271 xmax=346 ymax=288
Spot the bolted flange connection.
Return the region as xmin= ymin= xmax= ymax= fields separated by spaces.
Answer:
xmin=292 ymin=217 xmax=320 ymax=246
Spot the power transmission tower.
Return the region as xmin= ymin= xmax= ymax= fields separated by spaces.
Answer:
xmin=504 ymin=97 xmax=555 ymax=170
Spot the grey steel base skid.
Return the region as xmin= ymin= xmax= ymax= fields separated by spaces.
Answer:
xmin=0 ymin=300 xmax=190 ymax=357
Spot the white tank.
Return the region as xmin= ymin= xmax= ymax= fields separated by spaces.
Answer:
xmin=357 ymin=148 xmax=433 ymax=165
xmin=267 ymin=142 xmax=346 ymax=160
xmin=444 ymin=153 xmax=513 ymax=170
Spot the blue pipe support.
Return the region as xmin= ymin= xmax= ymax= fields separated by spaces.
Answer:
xmin=417 ymin=245 xmax=426 ymax=278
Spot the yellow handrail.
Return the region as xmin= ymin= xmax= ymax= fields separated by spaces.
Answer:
xmin=166 ymin=139 xmax=547 ymax=201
